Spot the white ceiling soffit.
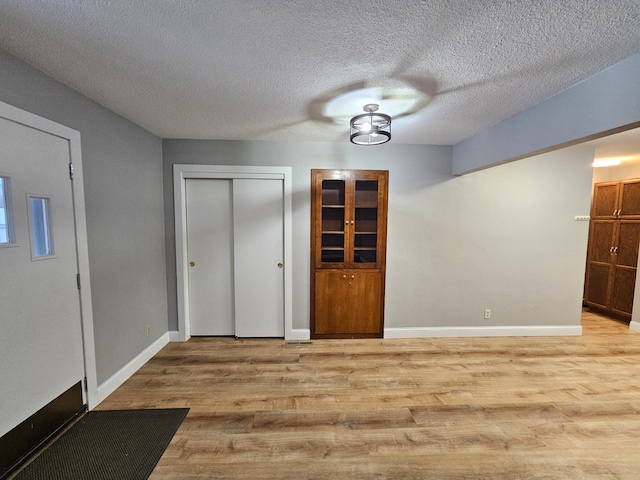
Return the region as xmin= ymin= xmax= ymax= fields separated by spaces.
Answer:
xmin=0 ymin=1 xmax=639 ymax=145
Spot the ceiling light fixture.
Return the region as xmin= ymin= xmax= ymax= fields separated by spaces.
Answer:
xmin=350 ymin=104 xmax=391 ymax=145
xmin=592 ymin=158 xmax=622 ymax=168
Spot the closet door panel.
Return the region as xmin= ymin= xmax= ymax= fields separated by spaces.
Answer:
xmin=588 ymin=221 xmax=615 ymax=263
xmin=585 ymin=263 xmax=611 ymax=309
xmin=611 ymin=267 xmax=636 ymax=316
xmin=591 ymin=182 xmax=620 ymax=218
xmin=616 ymin=221 xmax=640 ymax=267
xmin=233 ymin=178 xmax=285 ymax=338
xmin=185 ymin=179 xmax=234 ymax=336
xmin=620 ymin=180 xmax=640 ymax=218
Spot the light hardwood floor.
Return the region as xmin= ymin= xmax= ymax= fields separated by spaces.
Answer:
xmin=98 ymin=311 xmax=640 ymax=479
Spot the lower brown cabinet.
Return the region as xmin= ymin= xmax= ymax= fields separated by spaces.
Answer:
xmin=314 ymin=270 xmax=383 ymax=337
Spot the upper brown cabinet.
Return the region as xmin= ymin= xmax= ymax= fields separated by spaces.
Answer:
xmin=310 ymin=169 xmax=389 ymax=338
xmin=592 ymin=180 xmax=640 ymax=219
xmin=585 ymin=179 xmax=640 ymax=320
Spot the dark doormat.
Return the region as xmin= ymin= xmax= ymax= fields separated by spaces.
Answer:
xmin=14 ymin=408 xmax=189 ymax=480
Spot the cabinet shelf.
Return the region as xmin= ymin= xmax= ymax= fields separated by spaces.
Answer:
xmin=322 ymin=205 xmax=345 ymax=208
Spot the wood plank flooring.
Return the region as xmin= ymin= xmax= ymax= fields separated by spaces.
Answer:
xmin=98 ymin=311 xmax=640 ymax=479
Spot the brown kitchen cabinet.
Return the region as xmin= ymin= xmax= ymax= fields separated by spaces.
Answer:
xmin=310 ymin=169 xmax=389 ymax=338
xmin=584 ymin=179 xmax=640 ymax=319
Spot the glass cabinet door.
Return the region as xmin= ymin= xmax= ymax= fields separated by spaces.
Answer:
xmin=320 ymin=179 xmax=346 ymax=263
xmin=353 ymin=180 xmax=378 ymax=264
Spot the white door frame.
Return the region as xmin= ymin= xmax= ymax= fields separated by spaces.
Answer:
xmin=174 ymin=164 xmax=293 ymax=341
xmin=0 ymin=100 xmax=98 ymax=409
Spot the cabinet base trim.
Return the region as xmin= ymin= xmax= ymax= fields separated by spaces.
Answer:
xmin=288 ymin=329 xmax=311 ymax=340
xmin=384 ymin=325 xmax=582 ymax=338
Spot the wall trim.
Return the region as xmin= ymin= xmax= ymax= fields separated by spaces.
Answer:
xmin=630 ymin=321 xmax=640 ymax=333
xmin=168 ymin=331 xmax=181 ymax=342
xmin=97 ymin=333 xmax=170 ymax=404
xmin=384 ymin=325 xmax=582 ymax=338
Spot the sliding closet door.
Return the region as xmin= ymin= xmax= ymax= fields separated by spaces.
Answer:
xmin=185 ymin=179 xmax=234 ymax=335
xmin=185 ymin=177 xmax=284 ymax=337
xmin=233 ymin=179 xmax=284 ymax=338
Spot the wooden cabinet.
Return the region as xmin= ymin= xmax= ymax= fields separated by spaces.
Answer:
xmin=310 ymin=169 xmax=389 ymax=338
xmin=584 ymin=179 xmax=640 ymax=319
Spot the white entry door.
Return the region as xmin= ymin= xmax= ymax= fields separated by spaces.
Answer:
xmin=0 ymin=116 xmax=85 ymax=437
xmin=185 ymin=178 xmax=284 ymax=337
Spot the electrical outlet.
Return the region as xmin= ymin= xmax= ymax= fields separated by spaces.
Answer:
xmin=146 ymin=324 xmax=151 ymax=337
xmin=574 ymin=215 xmax=590 ymax=221
xmin=484 ymin=309 xmax=491 ymax=319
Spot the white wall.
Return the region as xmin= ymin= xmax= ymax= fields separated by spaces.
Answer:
xmin=163 ymin=140 xmax=594 ymax=333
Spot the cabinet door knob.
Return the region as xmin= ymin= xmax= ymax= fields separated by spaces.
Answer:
xmin=351 ymin=275 xmax=355 ymax=279
xmin=343 ymin=274 xmax=347 ymax=279
xmin=189 ymin=261 xmax=195 ymax=267
xmin=350 ymin=220 xmax=354 ymax=225
xmin=277 ymin=263 xmax=283 ymax=268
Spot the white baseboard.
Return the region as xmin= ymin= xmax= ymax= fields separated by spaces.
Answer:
xmin=168 ymin=330 xmax=181 ymax=342
xmin=630 ymin=321 xmax=640 ymax=333
xmin=97 ymin=332 xmax=170 ymax=404
xmin=287 ymin=328 xmax=311 ymax=340
xmin=384 ymin=324 xmax=583 ymax=338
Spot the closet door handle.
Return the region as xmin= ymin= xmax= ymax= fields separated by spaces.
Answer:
xmin=610 ymin=247 xmax=614 ymax=255
xmin=614 ymin=246 xmax=618 ymax=255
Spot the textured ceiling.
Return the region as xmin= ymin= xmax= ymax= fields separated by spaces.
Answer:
xmin=0 ymin=1 xmax=639 ymax=145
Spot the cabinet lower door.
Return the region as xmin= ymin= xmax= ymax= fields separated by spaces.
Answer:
xmin=314 ymin=270 xmax=382 ymax=337
xmin=611 ymin=266 xmax=636 ymax=316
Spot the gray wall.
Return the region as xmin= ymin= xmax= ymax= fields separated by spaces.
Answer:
xmin=163 ymin=139 xmax=594 ymax=332
xmin=0 ymin=50 xmax=168 ymax=384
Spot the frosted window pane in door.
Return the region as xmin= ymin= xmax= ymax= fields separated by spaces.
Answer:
xmin=30 ymin=196 xmax=53 ymax=257
xmin=0 ymin=177 xmax=10 ymax=244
